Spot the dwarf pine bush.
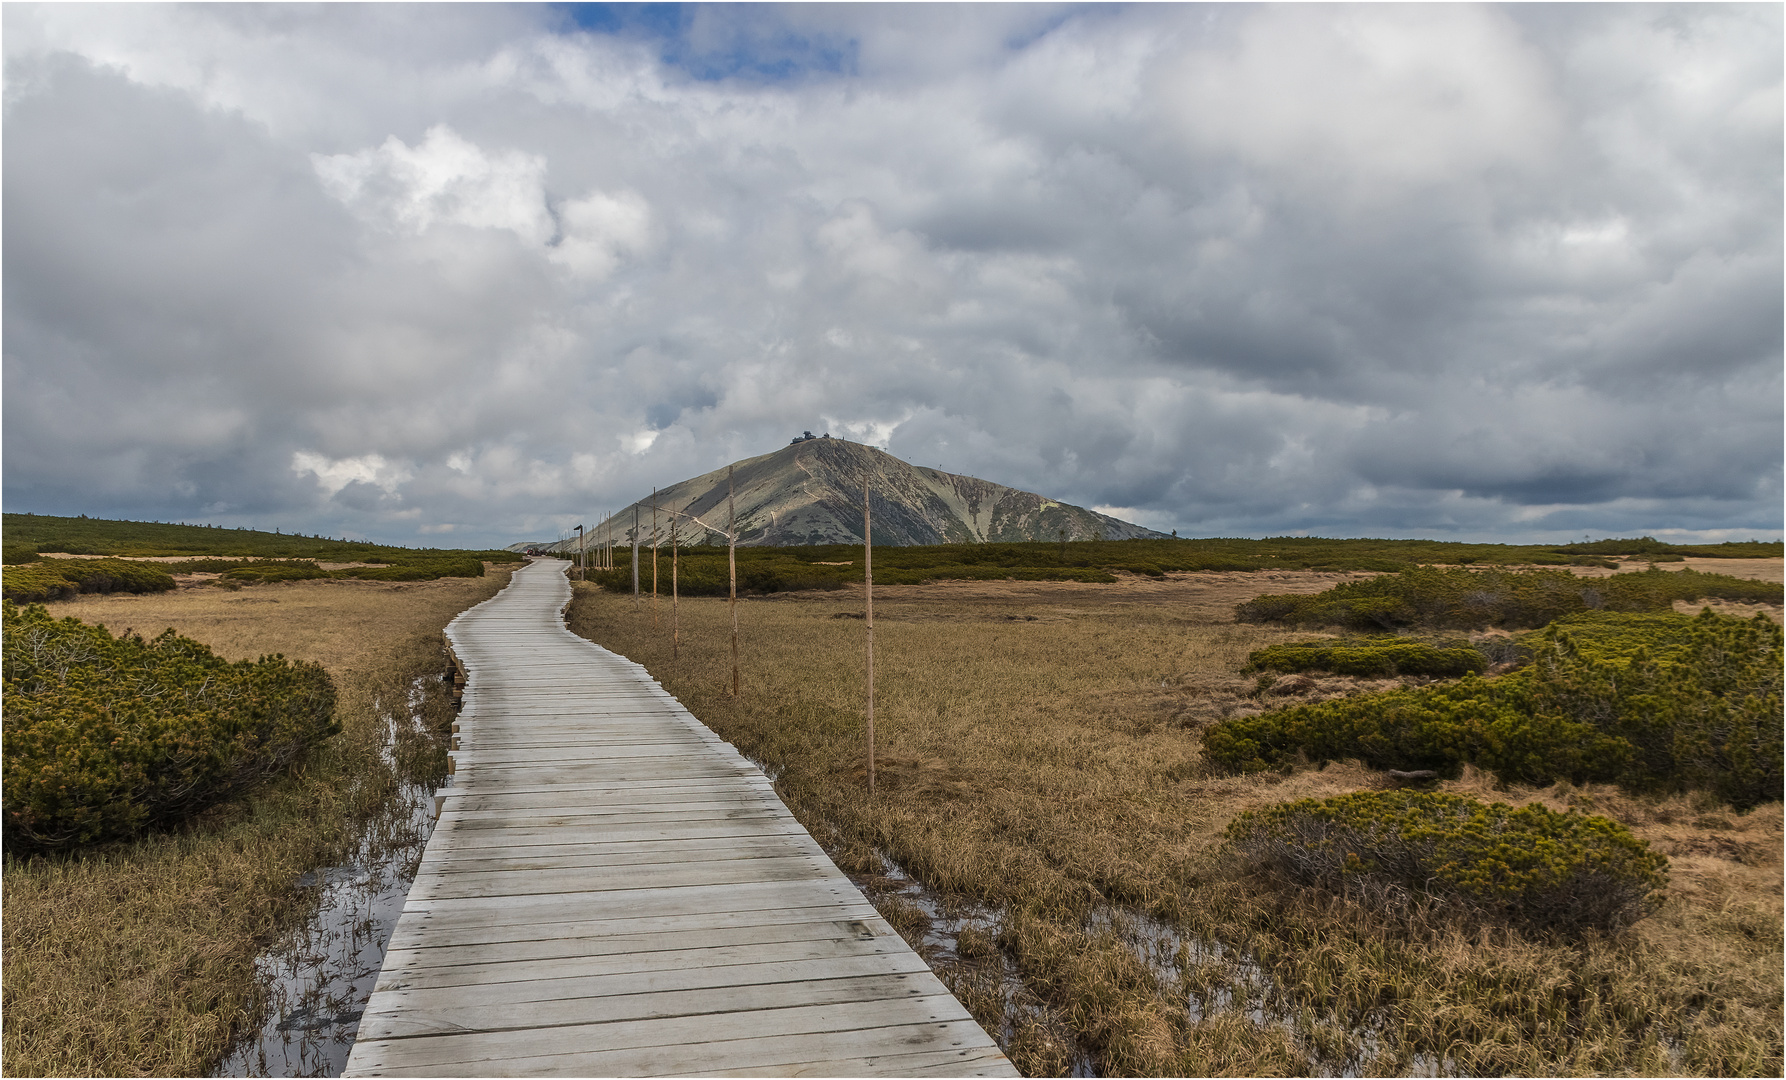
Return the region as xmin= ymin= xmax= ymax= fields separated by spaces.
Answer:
xmin=2 ymin=543 xmax=42 ymax=565
xmin=1235 ymin=566 xmax=1780 ymax=631
xmin=1224 ymin=790 xmax=1669 ymax=933
xmin=1242 ymin=638 xmax=1488 ymax=678
xmin=1205 ymin=611 xmax=1783 ymax=808
xmin=1 ymin=559 xmax=177 ymax=603
xmin=218 ymin=561 xmax=332 ymax=584
xmin=2 ymin=602 xmax=338 ymax=853
xmin=334 ymin=557 xmax=486 ymax=581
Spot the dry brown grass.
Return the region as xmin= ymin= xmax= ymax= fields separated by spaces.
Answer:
xmin=568 ymin=569 xmax=1784 ymax=1077
xmin=1 ymin=569 xmax=512 ymax=1077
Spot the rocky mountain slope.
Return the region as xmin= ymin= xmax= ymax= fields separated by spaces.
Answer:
xmin=552 ymin=439 xmax=1164 ymax=550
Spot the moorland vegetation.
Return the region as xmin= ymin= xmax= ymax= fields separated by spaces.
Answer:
xmin=566 ymin=567 xmax=1782 ymax=1076
xmin=581 ymin=534 xmax=1779 ymax=595
xmin=1206 ymin=610 xmax=1783 ymax=807
xmin=2 ymin=512 xmax=520 ymax=562
xmin=1 ymin=514 xmax=520 ymax=602
xmin=1 ymin=525 xmax=516 ymax=1075
xmin=2 ymin=516 xmax=1778 ymax=1075
xmin=1235 ymin=564 xmax=1781 ymax=631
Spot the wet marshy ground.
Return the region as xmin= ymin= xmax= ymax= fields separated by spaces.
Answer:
xmin=843 ymin=848 xmax=1458 ymax=1078
xmin=216 ymin=677 xmax=449 ymax=1078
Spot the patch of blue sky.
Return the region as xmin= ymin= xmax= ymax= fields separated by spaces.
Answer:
xmin=552 ymin=3 xmax=858 ymax=83
xmin=999 ymin=3 xmax=1100 ymax=52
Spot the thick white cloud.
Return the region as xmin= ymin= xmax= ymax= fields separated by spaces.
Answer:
xmin=3 ymin=3 xmax=1779 ymax=547
xmin=314 ymin=125 xmax=557 ymax=245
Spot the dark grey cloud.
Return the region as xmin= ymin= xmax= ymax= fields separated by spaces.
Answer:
xmin=3 ymin=3 xmax=1779 ymax=547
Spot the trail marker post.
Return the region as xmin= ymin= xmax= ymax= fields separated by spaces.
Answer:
xmin=671 ymin=517 xmax=680 ymax=661
xmin=655 ymin=489 xmax=740 ymax=695
xmin=652 ymin=489 xmax=660 ymax=628
xmin=728 ymin=465 xmax=739 ymax=698
xmin=864 ymin=472 xmax=875 ymax=794
xmin=632 ymin=506 xmax=640 ymax=607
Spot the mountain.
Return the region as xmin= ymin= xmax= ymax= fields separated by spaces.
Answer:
xmin=548 ymin=439 xmax=1165 ymax=551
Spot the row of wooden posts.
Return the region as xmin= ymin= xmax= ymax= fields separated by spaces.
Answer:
xmin=568 ymin=466 xmax=878 ymax=792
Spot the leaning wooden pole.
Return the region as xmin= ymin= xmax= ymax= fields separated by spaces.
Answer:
xmin=652 ymin=489 xmax=660 ymax=628
xmin=864 ymin=470 xmax=876 ymax=795
xmin=728 ymin=464 xmax=739 ymax=698
xmin=631 ymin=505 xmax=640 ymax=607
xmin=671 ymin=517 xmax=681 ymax=661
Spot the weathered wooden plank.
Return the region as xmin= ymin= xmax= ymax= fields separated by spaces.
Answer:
xmin=409 ymin=821 xmax=817 ymax=851
xmin=402 ymin=855 xmax=835 ymax=902
xmin=433 ymin=790 xmax=780 ymax=816
xmin=415 ymin=834 xmax=813 ymax=872
xmin=437 ymin=762 xmax=762 ymax=785
xmin=381 ymin=910 xmax=887 ymax=968
xmin=430 ymin=810 xmax=795 ymax=837
xmin=680 ymin=1046 xmax=1022 ymax=1078
xmin=348 ymin=997 xmax=980 ymax=1072
xmin=359 ymin=970 xmax=940 ymax=1041
xmin=367 ymin=953 xmax=933 ymax=1017
xmin=392 ymin=879 xmax=872 ymax=930
xmin=342 ymin=560 xmax=1014 ymax=1077
xmin=349 ymin=1026 xmax=1015 ymax=1078
xmin=375 ymin=930 xmax=915 ymax=992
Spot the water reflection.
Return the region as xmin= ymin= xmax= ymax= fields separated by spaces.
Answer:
xmin=214 ymin=678 xmax=445 ymax=1078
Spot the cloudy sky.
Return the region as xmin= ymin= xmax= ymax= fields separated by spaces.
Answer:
xmin=4 ymin=3 xmax=1780 ymax=548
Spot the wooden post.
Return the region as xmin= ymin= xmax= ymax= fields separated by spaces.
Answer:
xmin=864 ymin=471 xmax=875 ymax=794
xmin=577 ymin=524 xmax=585 ymax=580
xmin=632 ymin=505 xmax=640 ymax=607
xmin=671 ymin=516 xmax=680 ymax=661
xmin=729 ymin=465 xmax=739 ymax=697
xmin=652 ymin=489 xmax=660 ymax=628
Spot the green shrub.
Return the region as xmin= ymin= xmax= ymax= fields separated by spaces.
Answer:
xmin=1243 ymin=638 xmax=1488 ymax=678
xmin=2 ymin=543 xmax=41 ymax=565
xmin=1235 ymin=566 xmax=1780 ymax=631
xmin=1113 ymin=562 xmax=1166 ymax=578
xmin=1205 ymin=611 xmax=1784 ymax=808
xmin=204 ymin=557 xmax=485 ymax=585
xmin=157 ymin=558 xmax=296 ymax=575
xmin=219 ymin=562 xmax=331 ymax=584
xmin=2 ymin=559 xmax=176 ymax=603
xmin=61 ymin=560 xmax=179 ymax=595
xmin=1 ymin=564 xmax=79 ymax=603
xmin=1555 ymin=536 xmax=1783 ymax=559
xmin=1224 ymin=791 xmax=1668 ymax=934
xmin=1 ymin=602 xmax=338 ymax=853
xmin=333 ymin=558 xmax=485 ymax=581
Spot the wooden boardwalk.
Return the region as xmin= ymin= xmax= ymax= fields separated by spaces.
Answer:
xmin=343 ymin=559 xmax=1016 ymax=1077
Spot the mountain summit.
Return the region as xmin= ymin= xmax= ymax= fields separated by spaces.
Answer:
xmin=561 ymin=439 xmax=1164 ymax=549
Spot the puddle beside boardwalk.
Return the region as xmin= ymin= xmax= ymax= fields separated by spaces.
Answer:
xmin=840 ymin=848 xmax=1459 ymax=1079
xmin=844 ymin=852 xmax=1099 ymax=1077
xmin=215 ymin=678 xmax=448 ymax=1078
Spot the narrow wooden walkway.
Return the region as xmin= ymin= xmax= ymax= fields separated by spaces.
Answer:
xmin=343 ymin=559 xmax=1016 ymax=1077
